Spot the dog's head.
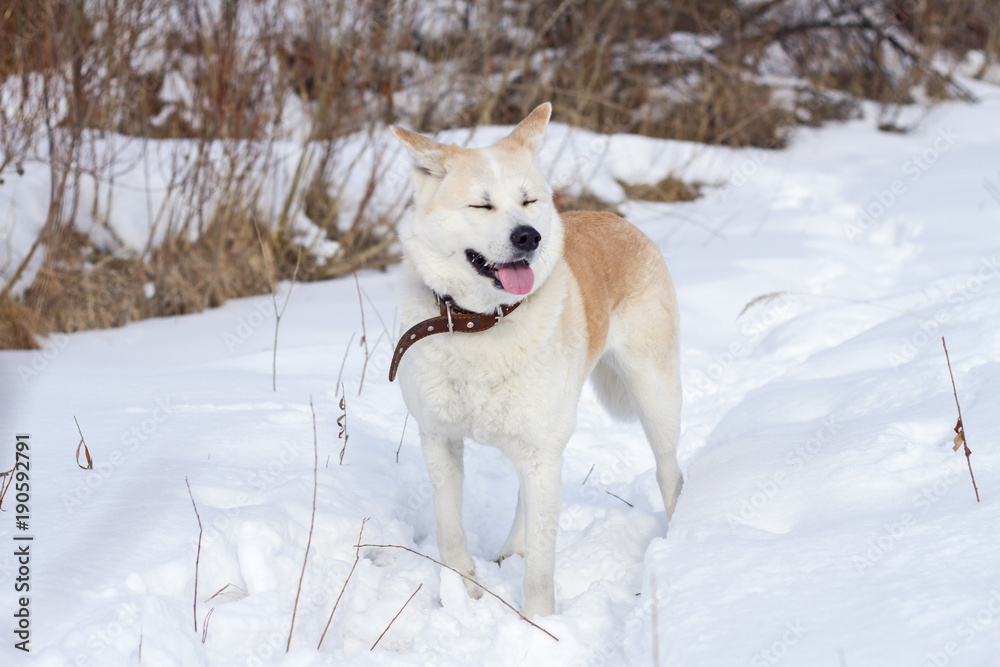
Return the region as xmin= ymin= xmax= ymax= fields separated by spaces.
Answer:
xmin=391 ymin=103 xmax=562 ymax=313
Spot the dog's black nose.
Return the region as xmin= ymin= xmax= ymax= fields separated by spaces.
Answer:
xmin=510 ymin=225 xmax=541 ymax=252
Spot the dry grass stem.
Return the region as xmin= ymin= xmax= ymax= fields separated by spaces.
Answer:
xmin=606 ymin=491 xmax=634 ymax=508
xmin=353 ymin=271 xmax=370 ymax=396
xmin=0 ymin=467 xmax=14 ymax=510
xmin=357 ymin=542 xmax=559 ymax=642
xmin=318 ymin=517 xmax=369 ymax=649
xmin=738 ymin=290 xmax=957 ymax=327
xmin=337 ymin=391 xmax=349 ymax=465
xmin=74 ymin=416 xmax=93 ymax=470
xmin=201 ymin=608 xmax=214 ymax=644
xmin=396 ymin=413 xmax=409 ymax=464
xmin=253 ymin=215 xmax=302 ymax=393
xmin=287 ymin=396 xmax=320 ymax=652
xmin=205 ymin=584 xmax=248 ymax=603
xmin=942 ymin=337 xmax=980 ymax=502
xmin=335 ymin=333 xmax=357 ymax=395
xmin=370 ymin=583 xmax=423 ymax=651
xmin=185 ymin=476 xmax=203 ymax=633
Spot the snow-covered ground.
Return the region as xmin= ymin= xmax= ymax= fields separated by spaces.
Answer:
xmin=2 ymin=75 xmax=1000 ymax=666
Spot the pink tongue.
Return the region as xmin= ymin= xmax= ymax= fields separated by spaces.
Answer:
xmin=496 ymin=263 xmax=534 ymax=295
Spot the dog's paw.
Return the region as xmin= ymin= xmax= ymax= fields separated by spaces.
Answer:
xmin=491 ymin=553 xmax=509 ymax=566
xmin=463 ymin=573 xmax=484 ymax=600
xmin=492 ymin=547 xmax=525 ymax=565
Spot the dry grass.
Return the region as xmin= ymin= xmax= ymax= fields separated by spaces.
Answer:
xmin=890 ymin=0 xmax=1000 ymax=60
xmin=1 ymin=0 xmax=988 ymax=349
xmin=618 ymin=177 xmax=702 ymax=204
xmin=0 ymin=297 xmax=39 ymax=350
xmin=552 ymin=190 xmax=621 ymax=217
xmin=18 ymin=206 xmax=275 ymax=338
xmin=640 ymin=71 xmax=796 ymax=149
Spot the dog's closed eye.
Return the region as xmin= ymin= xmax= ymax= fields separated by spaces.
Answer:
xmin=522 ymin=198 xmax=537 ymax=207
xmin=470 ymin=203 xmax=494 ymax=211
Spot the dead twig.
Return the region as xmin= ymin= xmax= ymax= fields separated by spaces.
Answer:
xmin=738 ymin=290 xmax=956 ymax=327
xmin=335 ymin=332 xmax=357 ymax=395
xmin=606 ymin=491 xmax=634 ymax=508
xmin=201 ymin=608 xmax=215 ymax=644
xmin=337 ymin=389 xmax=349 ymax=465
xmin=353 ymin=271 xmax=370 ymax=396
xmin=318 ymin=517 xmax=369 ymax=649
xmin=253 ymin=216 xmax=302 ymax=393
xmin=205 ymin=583 xmax=247 ymax=603
xmin=370 ymin=583 xmax=423 ymax=651
xmin=0 ymin=467 xmax=14 ymax=510
xmin=396 ymin=413 xmax=409 ymax=464
xmin=357 ymin=543 xmax=559 ymax=642
xmin=185 ymin=476 xmax=203 ymax=633
xmin=942 ymin=337 xmax=980 ymax=502
xmin=287 ymin=396 xmax=320 ymax=651
xmin=74 ymin=416 xmax=93 ymax=470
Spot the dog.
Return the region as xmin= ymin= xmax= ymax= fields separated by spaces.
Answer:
xmin=389 ymin=103 xmax=682 ymax=617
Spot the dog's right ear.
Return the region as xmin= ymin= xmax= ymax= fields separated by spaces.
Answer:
xmin=500 ymin=102 xmax=552 ymax=155
xmin=391 ymin=126 xmax=447 ymax=179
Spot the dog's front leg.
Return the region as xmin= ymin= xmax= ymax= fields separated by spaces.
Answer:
xmin=519 ymin=454 xmax=563 ymax=617
xmin=420 ymin=430 xmax=482 ymax=600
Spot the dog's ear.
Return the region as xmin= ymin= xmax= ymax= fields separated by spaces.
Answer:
xmin=501 ymin=102 xmax=552 ymax=154
xmin=391 ymin=126 xmax=447 ymax=179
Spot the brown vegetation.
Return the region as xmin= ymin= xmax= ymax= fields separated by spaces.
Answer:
xmin=1 ymin=0 xmax=995 ymax=348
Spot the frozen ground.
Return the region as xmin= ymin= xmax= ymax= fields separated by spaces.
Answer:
xmin=2 ymin=76 xmax=1000 ymax=666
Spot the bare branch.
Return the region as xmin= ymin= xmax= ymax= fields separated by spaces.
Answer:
xmin=287 ymin=396 xmax=321 ymax=651
xmin=357 ymin=543 xmax=559 ymax=642
xmin=185 ymin=477 xmax=203 ymax=633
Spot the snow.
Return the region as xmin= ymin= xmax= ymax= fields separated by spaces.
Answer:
xmin=0 ymin=130 xmax=407 ymax=294
xmin=3 ymin=75 xmax=1000 ymax=666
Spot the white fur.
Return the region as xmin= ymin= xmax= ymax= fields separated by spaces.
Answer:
xmin=391 ymin=104 xmax=682 ymax=617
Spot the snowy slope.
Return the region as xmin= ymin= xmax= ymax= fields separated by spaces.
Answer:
xmin=2 ymin=77 xmax=1000 ymax=666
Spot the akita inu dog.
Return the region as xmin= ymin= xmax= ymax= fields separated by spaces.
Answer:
xmin=389 ymin=103 xmax=682 ymax=617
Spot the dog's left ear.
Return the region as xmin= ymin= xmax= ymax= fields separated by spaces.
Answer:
xmin=501 ymin=102 xmax=552 ymax=155
xmin=391 ymin=126 xmax=448 ymax=179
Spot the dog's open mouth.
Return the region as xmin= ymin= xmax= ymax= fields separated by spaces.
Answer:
xmin=465 ymin=249 xmax=534 ymax=295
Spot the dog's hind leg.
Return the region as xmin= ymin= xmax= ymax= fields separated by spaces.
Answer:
xmin=629 ymin=358 xmax=683 ymax=518
xmin=420 ymin=430 xmax=482 ymax=599
xmin=606 ymin=293 xmax=683 ymax=519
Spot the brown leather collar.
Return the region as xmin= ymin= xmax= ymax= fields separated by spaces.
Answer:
xmin=388 ymin=294 xmax=522 ymax=381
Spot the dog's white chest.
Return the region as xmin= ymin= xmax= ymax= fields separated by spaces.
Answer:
xmin=398 ymin=318 xmax=578 ymax=450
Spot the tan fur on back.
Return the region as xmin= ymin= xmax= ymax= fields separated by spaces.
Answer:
xmin=562 ymin=210 xmax=661 ymax=364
